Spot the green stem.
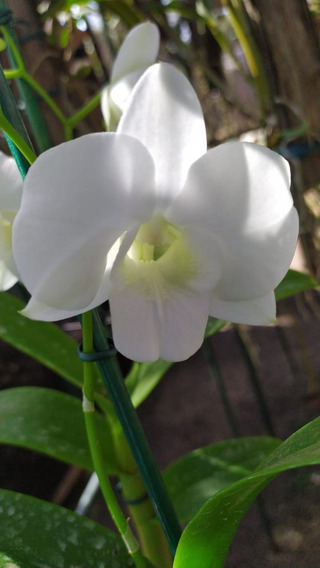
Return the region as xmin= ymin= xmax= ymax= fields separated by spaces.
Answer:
xmin=21 ymin=71 xmax=67 ymax=125
xmin=82 ymin=311 xmax=148 ymax=568
xmin=114 ymin=426 xmax=173 ymax=568
xmin=67 ymin=91 xmax=102 ymax=129
xmin=90 ymin=308 xmax=181 ymax=556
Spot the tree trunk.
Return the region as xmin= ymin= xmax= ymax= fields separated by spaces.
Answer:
xmin=4 ymin=0 xmax=67 ymax=146
xmin=244 ymin=0 xmax=320 ymax=275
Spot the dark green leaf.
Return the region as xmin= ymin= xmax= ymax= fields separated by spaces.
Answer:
xmin=0 ymin=489 xmax=133 ymax=568
xmin=275 ymin=269 xmax=318 ymax=300
xmin=0 ymin=292 xmax=82 ymax=387
xmin=173 ymin=417 xmax=320 ymax=568
xmin=0 ymin=387 xmax=117 ymax=473
xmin=163 ymin=437 xmax=281 ymax=523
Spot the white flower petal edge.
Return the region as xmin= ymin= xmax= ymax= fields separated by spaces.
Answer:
xmin=111 ymin=22 xmax=160 ymax=83
xmin=101 ymin=22 xmax=160 ymax=130
xmin=168 ymin=140 xmax=299 ymax=322
xmin=0 ymin=151 xmax=23 ymax=219
xmin=13 ymin=133 xmax=156 ymax=318
xmin=0 ymin=151 xmax=23 ymax=290
xmin=101 ymin=70 xmax=144 ymax=131
xmin=210 ymin=292 xmax=276 ymax=325
xmin=118 ymin=63 xmax=207 ymax=207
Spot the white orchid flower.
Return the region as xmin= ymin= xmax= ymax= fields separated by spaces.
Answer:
xmin=101 ymin=21 xmax=160 ymax=131
xmin=12 ymin=63 xmax=298 ymax=362
xmin=0 ymin=151 xmax=22 ymax=290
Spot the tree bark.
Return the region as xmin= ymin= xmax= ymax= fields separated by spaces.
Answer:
xmin=4 ymin=0 xmax=67 ymax=146
xmin=244 ymin=0 xmax=320 ymax=275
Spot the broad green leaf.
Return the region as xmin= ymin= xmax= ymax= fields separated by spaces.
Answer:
xmin=275 ymin=269 xmax=318 ymax=300
xmin=0 ymin=292 xmax=82 ymax=387
xmin=163 ymin=437 xmax=281 ymax=523
xmin=0 ymin=489 xmax=133 ymax=568
xmin=174 ymin=417 xmax=320 ymax=568
xmin=127 ymin=318 xmax=226 ymax=408
xmin=0 ymin=387 xmax=117 ymax=473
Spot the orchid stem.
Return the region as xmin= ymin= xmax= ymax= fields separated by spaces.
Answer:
xmin=90 ymin=308 xmax=181 ymax=556
xmin=81 ymin=311 xmax=148 ymax=568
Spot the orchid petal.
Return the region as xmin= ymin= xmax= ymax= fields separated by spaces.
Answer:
xmin=110 ymin=276 xmax=212 ymax=362
xmin=109 ymin=224 xmax=221 ymax=361
xmin=210 ymin=291 xmax=276 ymax=325
xmin=211 ymin=208 xmax=299 ymax=301
xmin=169 ymin=141 xmax=298 ymax=300
xmin=110 ymin=70 xmax=145 ymax=112
xmin=13 ymin=133 xmax=156 ymax=318
xmin=0 ymin=260 xmax=18 ymax=291
xmin=0 ymin=152 xmax=23 ymax=221
xmin=111 ymin=22 xmax=160 ymax=82
xmin=102 ymin=70 xmax=145 ymax=131
xmin=169 ymin=141 xmax=293 ymax=230
xmin=118 ymin=63 xmax=207 ymax=206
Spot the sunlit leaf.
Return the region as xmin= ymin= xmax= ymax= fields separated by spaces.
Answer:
xmin=0 ymin=551 xmax=21 ymax=568
xmin=45 ymin=0 xmax=141 ymax=26
xmin=163 ymin=437 xmax=281 ymax=523
xmin=174 ymin=417 xmax=320 ymax=568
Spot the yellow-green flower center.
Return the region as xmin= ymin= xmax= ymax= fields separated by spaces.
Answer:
xmin=114 ymin=215 xmax=201 ymax=304
xmin=128 ymin=215 xmax=181 ymax=262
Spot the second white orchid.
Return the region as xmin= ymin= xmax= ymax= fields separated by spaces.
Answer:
xmin=12 ymin=63 xmax=298 ymax=362
xmin=101 ymin=21 xmax=160 ymax=131
xmin=0 ymin=151 xmax=22 ymax=290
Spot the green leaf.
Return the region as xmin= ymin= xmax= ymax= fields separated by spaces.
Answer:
xmin=0 ymin=387 xmax=117 ymax=473
xmin=45 ymin=0 xmax=141 ymax=26
xmin=0 ymin=292 xmax=82 ymax=388
xmin=275 ymin=269 xmax=318 ymax=300
xmin=0 ymin=38 xmax=7 ymax=52
xmin=162 ymin=1 xmax=197 ymax=19
xmin=0 ymin=551 xmax=21 ymax=568
xmin=127 ymin=359 xmax=172 ymax=407
xmin=174 ymin=417 xmax=320 ymax=568
xmin=205 ymin=317 xmax=227 ymax=338
xmin=163 ymin=437 xmax=281 ymax=523
xmin=0 ymin=489 xmax=133 ymax=568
